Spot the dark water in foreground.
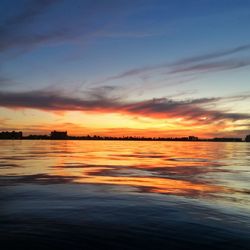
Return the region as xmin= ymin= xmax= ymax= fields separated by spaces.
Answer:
xmin=0 ymin=140 xmax=250 ymax=249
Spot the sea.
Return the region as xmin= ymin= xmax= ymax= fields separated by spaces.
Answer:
xmin=0 ymin=140 xmax=250 ymax=249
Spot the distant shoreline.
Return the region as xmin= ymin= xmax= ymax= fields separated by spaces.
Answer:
xmin=0 ymin=131 xmax=248 ymax=142
xmin=0 ymin=138 xmax=245 ymax=142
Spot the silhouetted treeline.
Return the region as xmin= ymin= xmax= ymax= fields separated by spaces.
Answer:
xmin=212 ymin=137 xmax=242 ymax=142
xmin=0 ymin=130 xmax=249 ymax=142
xmin=0 ymin=131 xmax=22 ymax=139
xmin=66 ymin=135 xmax=200 ymax=141
xmin=25 ymin=135 xmax=50 ymax=140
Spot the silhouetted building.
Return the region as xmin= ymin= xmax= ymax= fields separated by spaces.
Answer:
xmin=0 ymin=131 xmax=22 ymax=139
xmin=50 ymin=131 xmax=68 ymax=140
xmin=245 ymin=135 xmax=250 ymax=142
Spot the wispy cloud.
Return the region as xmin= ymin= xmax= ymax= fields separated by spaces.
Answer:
xmin=173 ymin=44 xmax=250 ymax=66
xmin=169 ymin=59 xmax=250 ymax=74
xmin=0 ymin=0 xmax=64 ymax=52
xmin=83 ymin=85 xmax=125 ymax=101
xmin=0 ymin=76 xmax=16 ymax=87
xmin=94 ymin=44 xmax=250 ymax=85
xmin=93 ymin=64 xmax=161 ymax=85
xmin=0 ymin=90 xmax=249 ymax=125
xmin=0 ymin=0 xmax=143 ymax=55
xmin=1 ymin=0 xmax=60 ymax=29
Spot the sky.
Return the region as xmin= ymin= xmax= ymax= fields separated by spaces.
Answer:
xmin=0 ymin=0 xmax=250 ymax=138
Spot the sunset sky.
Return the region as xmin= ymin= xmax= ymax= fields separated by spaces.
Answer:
xmin=0 ymin=0 xmax=250 ymax=138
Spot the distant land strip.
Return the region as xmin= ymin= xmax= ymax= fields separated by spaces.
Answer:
xmin=1 ymin=131 xmax=250 ymax=142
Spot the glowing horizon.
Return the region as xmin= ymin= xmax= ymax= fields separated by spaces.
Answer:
xmin=0 ymin=1 xmax=250 ymax=137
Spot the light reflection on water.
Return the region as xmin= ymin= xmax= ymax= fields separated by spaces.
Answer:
xmin=0 ymin=140 xmax=250 ymax=249
xmin=1 ymin=141 xmax=250 ymax=198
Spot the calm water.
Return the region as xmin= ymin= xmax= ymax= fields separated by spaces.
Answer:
xmin=0 ymin=140 xmax=250 ymax=249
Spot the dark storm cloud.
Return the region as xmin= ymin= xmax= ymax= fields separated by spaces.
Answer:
xmin=0 ymin=90 xmax=249 ymax=124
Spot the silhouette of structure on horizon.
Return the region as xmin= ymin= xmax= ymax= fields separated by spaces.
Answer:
xmin=188 ymin=136 xmax=199 ymax=141
xmin=212 ymin=137 xmax=242 ymax=142
xmin=50 ymin=131 xmax=68 ymax=140
xmin=0 ymin=131 xmax=22 ymax=139
xmin=0 ymin=130 xmax=248 ymax=142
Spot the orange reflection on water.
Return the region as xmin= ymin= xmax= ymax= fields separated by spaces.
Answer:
xmin=1 ymin=140 xmax=247 ymax=198
xmin=75 ymin=175 xmax=226 ymax=195
xmin=49 ymin=140 xmax=232 ymax=196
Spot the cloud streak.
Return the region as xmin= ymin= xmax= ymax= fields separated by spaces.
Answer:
xmin=1 ymin=0 xmax=59 ymax=29
xmin=0 ymin=0 xmax=141 ymax=54
xmin=0 ymin=0 xmax=63 ymax=52
xmin=0 ymin=90 xmax=249 ymax=125
xmin=173 ymin=44 xmax=250 ymax=66
xmin=94 ymin=44 xmax=250 ymax=85
xmin=169 ymin=59 xmax=250 ymax=74
xmin=0 ymin=76 xmax=15 ymax=87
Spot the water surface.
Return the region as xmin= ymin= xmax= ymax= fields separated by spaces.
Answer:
xmin=0 ymin=140 xmax=250 ymax=249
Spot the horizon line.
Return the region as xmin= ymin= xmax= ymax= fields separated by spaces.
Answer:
xmin=0 ymin=130 xmax=249 ymax=142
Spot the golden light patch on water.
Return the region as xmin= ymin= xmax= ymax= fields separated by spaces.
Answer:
xmin=0 ymin=140 xmax=249 ymax=201
xmin=74 ymin=175 xmax=226 ymax=195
